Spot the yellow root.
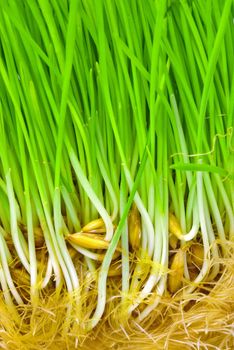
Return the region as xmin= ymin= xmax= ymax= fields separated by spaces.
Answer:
xmin=0 ymin=240 xmax=233 ymax=349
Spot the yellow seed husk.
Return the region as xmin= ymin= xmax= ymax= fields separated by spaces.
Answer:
xmin=108 ymin=263 xmax=122 ymax=277
xmin=34 ymin=227 xmax=45 ymax=247
xmin=188 ymin=265 xmax=199 ymax=280
xmin=97 ymin=249 xmax=121 ymax=262
xmin=67 ymin=232 xmax=109 ymax=249
xmin=169 ymin=233 xmax=178 ymax=249
xmin=190 ymin=243 xmax=204 ymax=268
xmin=168 ymin=249 xmax=184 ymax=293
xmin=68 ymin=246 xmax=78 ymax=259
xmin=169 ymin=213 xmax=182 ymax=239
xmin=82 ymin=218 xmax=105 ymax=232
xmin=128 ymin=203 xmax=141 ymax=250
xmin=88 ymin=228 xmax=106 ymax=234
xmin=20 ymin=224 xmax=45 ymax=247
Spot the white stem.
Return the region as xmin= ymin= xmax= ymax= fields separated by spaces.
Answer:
xmin=180 ymin=202 xmax=200 ymax=241
xmin=41 ymin=257 xmax=53 ymax=289
xmin=124 ymin=166 xmax=155 ymax=257
xmin=70 ymin=243 xmax=107 ymax=261
xmin=0 ymin=233 xmax=23 ymax=304
xmin=128 ymin=215 xmax=166 ymax=314
xmin=6 ymin=170 xmax=30 ymax=272
xmin=204 ymin=173 xmax=226 ymax=242
xmin=0 ymin=265 xmax=14 ymax=307
xmin=203 ymin=191 xmax=220 ymax=281
xmin=120 ymin=182 xmax=129 ymax=296
xmin=70 ymin=150 xmax=114 ymax=241
xmin=53 ymin=189 xmax=79 ymax=290
xmin=185 ymin=171 xmax=211 ymax=293
xmin=137 ymin=276 xmax=166 ymax=322
xmin=214 ymin=174 xmax=234 ymax=238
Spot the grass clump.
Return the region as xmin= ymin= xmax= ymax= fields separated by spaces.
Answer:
xmin=0 ymin=0 xmax=233 ymax=349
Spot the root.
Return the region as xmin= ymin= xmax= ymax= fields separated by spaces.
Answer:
xmin=0 ymin=246 xmax=233 ymax=349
